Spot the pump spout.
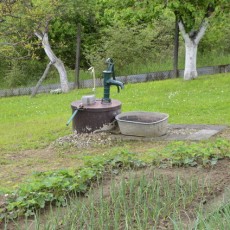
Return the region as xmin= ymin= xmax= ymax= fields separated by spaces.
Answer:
xmin=106 ymin=79 xmax=124 ymax=93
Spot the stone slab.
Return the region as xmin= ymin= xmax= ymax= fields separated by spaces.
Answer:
xmin=186 ymin=129 xmax=221 ymax=141
xmin=111 ymin=124 xmax=227 ymax=141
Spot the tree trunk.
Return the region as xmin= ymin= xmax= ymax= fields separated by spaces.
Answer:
xmin=31 ymin=62 xmax=52 ymax=97
xmin=54 ymin=59 xmax=69 ymax=93
xmin=35 ymin=32 xmax=69 ymax=92
xmin=178 ymin=19 xmax=208 ymax=80
xmin=184 ymin=40 xmax=198 ymax=80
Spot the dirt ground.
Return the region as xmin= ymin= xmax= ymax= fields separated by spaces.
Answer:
xmin=97 ymin=158 xmax=230 ymax=229
xmin=0 ymin=127 xmax=229 ymax=229
xmin=2 ymin=158 xmax=230 ymax=230
xmin=1 ymin=127 xmax=229 ymax=189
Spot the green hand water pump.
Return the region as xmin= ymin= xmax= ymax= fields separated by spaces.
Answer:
xmin=102 ymin=58 xmax=124 ymax=104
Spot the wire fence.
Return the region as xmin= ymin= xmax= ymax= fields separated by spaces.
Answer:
xmin=0 ymin=64 xmax=229 ymax=97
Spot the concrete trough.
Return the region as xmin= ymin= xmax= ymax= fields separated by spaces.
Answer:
xmin=116 ymin=111 xmax=169 ymax=137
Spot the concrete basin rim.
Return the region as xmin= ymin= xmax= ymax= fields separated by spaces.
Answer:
xmin=115 ymin=111 xmax=169 ymax=125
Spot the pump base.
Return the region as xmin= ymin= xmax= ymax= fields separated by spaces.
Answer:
xmin=101 ymin=98 xmax=111 ymax=104
xmin=71 ymin=99 xmax=121 ymax=133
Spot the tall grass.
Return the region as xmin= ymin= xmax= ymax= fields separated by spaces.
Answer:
xmin=197 ymin=53 xmax=230 ymax=67
xmin=1 ymin=53 xmax=229 ymax=89
xmin=118 ymin=53 xmax=230 ymax=76
xmin=40 ymin=53 xmax=230 ymax=83
xmin=195 ymin=203 xmax=230 ymax=229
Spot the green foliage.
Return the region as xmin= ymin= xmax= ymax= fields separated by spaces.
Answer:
xmin=199 ymin=10 xmax=230 ymax=55
xmin=166 ymin=0 xmax=229 ymax=32
xmin=196 ymin=202 xmax=230 ymax=229
xmin=4 ymin=60 xmax=25 ymax=88
xmin=3 ymin=60 xmax=46 ymax=88
xmin=40 ymin=173 xmax=204 ymax=229
xmin=167 ymin=0 xmax=205 ymax=31
xmin=0 ymin=0 xmax=99 ymax=85
xmin=0 ymin=151 xmax=146 ymax=221
xmin=85 ymin=11 xmax=175 ymax=76
xmin=0 ymin=0 xmax=229 ymax=87
xmin=83 ymin=151 xmax=146 ymax=172
xmin=160 ymin=139 xmax=230 ymax=167
xmin=0 ymin=137 xmax=229 ymax=223
xmin=48 ymin=0 xmax=99 ymax=69
xmin=85 ymin=25 xmax=156 ymax=76
xmin=96 ymin=0 xmax=163 ymax=26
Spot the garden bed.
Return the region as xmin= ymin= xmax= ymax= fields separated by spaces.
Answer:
xmin=2 ymin=158 xmax=230 ymax=229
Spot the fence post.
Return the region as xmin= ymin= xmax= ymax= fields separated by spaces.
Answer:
xmin=75 ymin=23 xmax=81 ymax=89
xmin=173 ymin=15 xmax=179 ymax=78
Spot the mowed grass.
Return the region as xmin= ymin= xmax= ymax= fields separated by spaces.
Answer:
xmin=0 ymin=73 xmax=229 ymax=152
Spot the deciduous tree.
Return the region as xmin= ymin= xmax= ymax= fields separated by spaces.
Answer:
xmin=95 ymin=0 xmax=229 ymax=80
xmin=0 ymin=0 xmax=70 ymax=92
xmin=166 ymin=0 xmax=229 ymax=80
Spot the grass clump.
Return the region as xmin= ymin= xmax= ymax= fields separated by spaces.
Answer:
xmin=195 ymin=203 xmax=230 ymax=229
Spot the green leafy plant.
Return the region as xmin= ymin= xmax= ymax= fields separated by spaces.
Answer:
xmin=31 ymin=172 xmax=207 ymax=229
xmin=160 ymin=139 xmax=230 ymax=167
xmin=0 ymin=151 xmax=146 ymax=222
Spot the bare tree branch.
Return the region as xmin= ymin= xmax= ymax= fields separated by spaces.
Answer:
xmin=34 ymin=31 xmax=43 ymax=40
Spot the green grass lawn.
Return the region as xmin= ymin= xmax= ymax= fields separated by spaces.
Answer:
xmin=0 ymin=73 xmax=229 ymax=152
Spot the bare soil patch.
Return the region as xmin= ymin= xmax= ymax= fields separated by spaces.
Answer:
xmin=216 ymin=126 xmax=230 ymax=140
